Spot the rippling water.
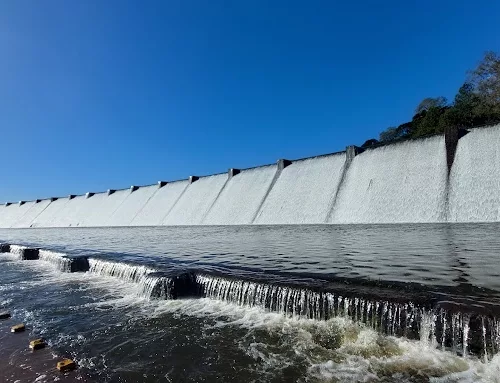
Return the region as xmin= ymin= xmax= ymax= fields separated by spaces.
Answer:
xmin=1 ymin=224 xmax=500 ymax=382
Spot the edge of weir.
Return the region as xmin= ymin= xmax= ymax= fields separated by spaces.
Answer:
xmin=2 ymin=241 xmax=500 ymax=359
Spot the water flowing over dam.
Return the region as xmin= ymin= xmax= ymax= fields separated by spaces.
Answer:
xmin=1 ymin=124 xmax=499 ymax=227
xmin=2 ymin=126 xmax=500 ymax=382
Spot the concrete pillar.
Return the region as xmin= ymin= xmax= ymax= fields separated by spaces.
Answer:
xmin=346 ymin=146 xmax=364 ymax=165
xmin=325 ymin=146 xmax=363 ymax=222
xmin=69 ymin=257 xmax=90 ymax=272
xmin=277 ymin=159 xmax=292 ymax=171
xmin=189 ymin=176 xmax=199 ymax=184
xmin=251 ymin=159 xmax=291 ymax=223
xmin=445 ymin=126 xmax=469 ymax=173
xmin=86 ymin=192 xmax=94 ymax=199
xmin=158 ymin=181 xmax=167 ymax=188
xmin=0 ymin=243 xmax=10 ymax=253
xmin=107 ymin=189 xmax=115 ymax=196
xmin=20 ymin=248 xmax=39 ymax=260
xmin=130 ymin=185 xmax=139 ymax=192
xmin=228 ymin=168 xmax=240 ymax=179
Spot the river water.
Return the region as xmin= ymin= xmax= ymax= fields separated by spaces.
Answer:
xmin=1 ymin=224 xmax=500 ymax=382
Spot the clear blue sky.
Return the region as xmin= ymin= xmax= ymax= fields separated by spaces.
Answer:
xmin=1 ymin=1 xmax=499 ymax=202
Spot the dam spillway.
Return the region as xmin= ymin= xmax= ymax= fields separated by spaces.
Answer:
xmin=1 ymin=124 xmax=500 ymax=227
xmin=330 ymin=135 xmax=448 ymax=224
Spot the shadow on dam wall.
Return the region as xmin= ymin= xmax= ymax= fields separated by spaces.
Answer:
xmin=2 ymin=124 xmax=500 ymax=228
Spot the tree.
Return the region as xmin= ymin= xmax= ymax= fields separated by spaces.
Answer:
xmin=379 ymin=127 xmax=399 ymax=142
xmin=361 ymin=139 xmax=379 ymax=148
xmin=412 ymin=106 xmax=448 ymax=138
xmin=414 ymin=97 xmax=448 ymax=115
xmin=451 ymin=82 xmax=481 ymax=126
xmin=468 ymin=51 xmax=500 ymax=109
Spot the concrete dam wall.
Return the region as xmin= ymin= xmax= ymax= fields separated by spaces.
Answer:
xmin=1 ymin=124 xmax=499 ymax=227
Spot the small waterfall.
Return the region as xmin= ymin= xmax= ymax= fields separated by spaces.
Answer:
xmin=87 ymin=258 xmax=163 ymax=298
xmin=8 ymin=245 xmax=39 ymax=260
xmin=88 ymin=259 xmax=156 ymax=283
xmin=9 ymin=244 xmax=28 ymax=256
xmin=37 ymin=250 xmax=89 ymax=272
xmin=196 ymin=274 xmax=500 ymax=359
xmin=4 ymin=241 xmax=500 ymax=358
xmin=39 ymin=250 xmax=73 ymax=271
xmin=86 ymin=258 xmax=183 ymax=299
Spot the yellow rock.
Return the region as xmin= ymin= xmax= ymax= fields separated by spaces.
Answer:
xmin=29 ymin=338 xmax=46 ymax=350
xmin=11 ymin=323 xmax=25 ymax=333
xmin=56 ymin=359 xmax=76 ymax=373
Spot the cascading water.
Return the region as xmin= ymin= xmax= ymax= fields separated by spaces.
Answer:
xmin=203 ymin=166 xmax=277 ymax=225
xmin=330 ymin=136 xmax=448 ymax=223
xmin=0 ymin=201 xmax=34 ymax=228
xmin=130 ymin=181 xmax=188 ymax=226
xmin=163 ymin=174 xmax=227 ymax=225
xmin=253 ymin=154 xmax=346 ymax=224
xmin=196 ymin=274 xmax=500 ymax=359
xmin=4 ymin=240 xmax=500 ymax=359
xmin=86 ymin=258 xmax=174 ymax=298
xmin=29 ymin=198 xmax=69 ymax=228
xmin=87 ymin=258 xmax=156 ymax=284
xmin=38 ymin=249 xmax=72 ymax=270
xmin=448 ymin=125 xmax=500 ymax=222
xmin=106 ymin=185 xmax=158 ymax=227
xmin=50 ymin=195 xmax=89 ymax=227
xmin=10 ymin=199 xmax=51 ymax=228
xmin=81 ymin=190 xmax=130 ymax=227
xmin=8 ymin=244 xmax=28 ymax=256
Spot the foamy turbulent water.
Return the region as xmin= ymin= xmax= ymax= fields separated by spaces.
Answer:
xmin=1 ymin=224 xmax=500 ymax=382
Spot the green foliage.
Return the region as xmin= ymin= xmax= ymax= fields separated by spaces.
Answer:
xmin=361 ymin=138 xmax=379 ymax=148
xmin=411 ymin=106 xmax=449 ymax=138
xmin=379 ymin=127 xmax=399 ymax=142
xmin=377 ymin=51 xmax=500 ymax=144
xmin=468 ymin=51 xmax=500 ymax=109
xmin=414 ymin=97 xmax=448 ymax=115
